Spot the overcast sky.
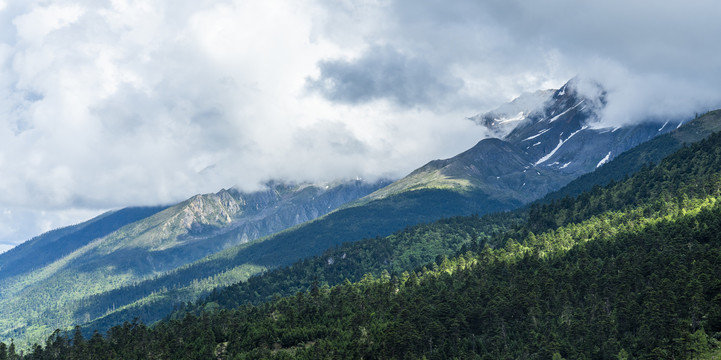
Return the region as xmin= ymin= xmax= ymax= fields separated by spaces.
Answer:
xmin=1 ymin=0 xmax=720 ymax=252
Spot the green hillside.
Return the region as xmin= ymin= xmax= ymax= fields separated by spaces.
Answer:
xmin=0 ymin=206 xmax=167 ymax=281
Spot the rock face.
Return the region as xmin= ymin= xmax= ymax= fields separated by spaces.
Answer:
xmin=169 ymin=180 xmax=393 ymax=256
xmin=364 ymin=79 xmax=682 ymax=208
xmin=72 ymin=179 xmax=392 ymax=276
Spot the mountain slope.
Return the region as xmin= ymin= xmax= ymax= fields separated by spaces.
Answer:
xmin=0 ymin=179 xmax=386 ymax=344
xmin=0 ymin=206 xmax=167 ymax=281
xmin=0 ymin=79 xmax=697 ymax=346
xmin=48 ymin=82 xmax=709 ymax=340
xmin=77 ymin=108 xmax=721 ymax=339
xmin=22 ymin=105 xmax=721 ymax=360
xmin=172 ymin=109 xmax=721 ymax=320
xmin=160 ymin=108 xmax=721 ymax=326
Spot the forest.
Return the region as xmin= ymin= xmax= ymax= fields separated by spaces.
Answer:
xmin=4 ymin=131 xmax=721 ymax=358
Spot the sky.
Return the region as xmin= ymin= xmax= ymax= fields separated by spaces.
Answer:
xmin=1 ymin=0 xmax=720 ymax=252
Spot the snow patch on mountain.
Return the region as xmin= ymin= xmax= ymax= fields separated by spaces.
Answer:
xmin=523 ymin=128 xmax=550 ymax=141
xmin=548 ymin=100 xmax=584 ymax=123
xmin=469 ymin=89 xmax=554 ymax=138
xmin=496 ymin=112 xmax=527 ymax=124
xmin=596 ymin=152 xmax=612 ymax=168
xmin=535 ymin=127 xmax=586 ymax=166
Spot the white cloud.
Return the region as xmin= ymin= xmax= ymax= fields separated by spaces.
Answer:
xmin=13 ymin=3 xmax=85 ymax=44
xmin=578 ymin=59 xmax=721 ymax=128
xmin=0 ymin=244 xmax=13 ymax=255
xmin=0 ymin=206 xmax=106 ymax=251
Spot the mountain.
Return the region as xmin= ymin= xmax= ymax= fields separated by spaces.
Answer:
xmin=20 ymin=105 xmax=721 ymax=360
xmin=0 ymin=179 xmax=387 ymax=344
xmin=0 ymin=79 xmax=697 ymax=346
xmin=71 ymin=85 xmax=718 ymax=339
xmin=542 ymin=109 xmax=721 ymax=201
xmin=362 ymin=78 xmax=681 ymax=206
xmin=121 ymin=108 xmax=721 ymax=326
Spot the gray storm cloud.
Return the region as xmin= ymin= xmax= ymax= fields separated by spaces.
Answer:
xmin=1 ymin=0 xmax=721 ymax=249
xmin=306 ymin=45 xmax=463 ymax=107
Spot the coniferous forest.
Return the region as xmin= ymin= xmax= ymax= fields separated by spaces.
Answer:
xmin=5 ymin=132 xmax=721 ymax=358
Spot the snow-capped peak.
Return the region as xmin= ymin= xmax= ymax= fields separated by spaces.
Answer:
xmin=468 ymin=89 xmax=554 ymax=139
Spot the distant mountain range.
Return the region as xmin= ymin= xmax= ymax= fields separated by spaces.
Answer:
xmin=0 ymin=79 xmax=707 ymax=346
xmin=0 ymin=180 xmax=388 ymax=343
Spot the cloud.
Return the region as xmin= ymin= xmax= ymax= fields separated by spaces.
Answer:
xmin=459 ymin=0 xmax=721 ymax=124
xmin=306 ymin=45 xmax=463 ymax=107
xmin=312 ymin=0 xmax=721 ymax=124
xmin=2 ymin=0 xmax=721 ymax=247
xmin=0 ymin=0 xmax=489 ymax=246
xmin=12 ymin=3 xmax=84 ymax=44
xmin=576 ymin=59 xmax=721 ymax=128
